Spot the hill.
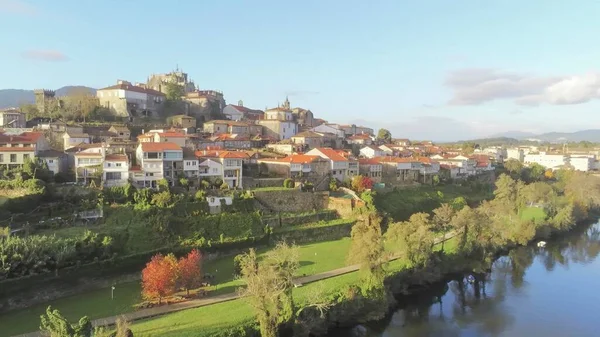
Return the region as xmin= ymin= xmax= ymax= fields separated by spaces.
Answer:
xmin=0 ymin=86 xmax=96 ymax=109
xmin=488 ymin=130 xmax=537 ymax=139
xmin=532 ymin=129 xmax=600 ymax=143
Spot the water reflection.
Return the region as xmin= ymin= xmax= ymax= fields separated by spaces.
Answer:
xmin=329 ymin=221 xmax=600 ymax=337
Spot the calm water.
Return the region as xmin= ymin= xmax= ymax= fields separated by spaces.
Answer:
xmin=332 ymin=221 xmax=600 ymax=337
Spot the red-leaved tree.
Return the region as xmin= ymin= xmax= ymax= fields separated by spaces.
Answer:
xmin=177 ymin=249 xmax=204 ymax=296
xmin=351 ymin=175 xmax=374 ymax=193
xmin=141 ymin=253 xmax=178 ymax=304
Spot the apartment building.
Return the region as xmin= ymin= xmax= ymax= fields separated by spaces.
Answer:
xmin=506 ymin=148 xmax=525 ymax=162
xmin=0 ymin=131 xmax=49 ymax=169
xmin=103 ymin=154 xmax=130 ymax=187
xmin=524 ymin=152 xmax=568 ymax=170
xmin=358 ymin=158 xmax=383 ymax=182
xmin=569 ymin=155 xmax=595 ymax=172
xmin=196 ymin=150 xmax=249 ymax=188
xmin=74 ymin=146 xmax=105 ymax=184
xmin=134 ymin=142 xmax=183 ymax=188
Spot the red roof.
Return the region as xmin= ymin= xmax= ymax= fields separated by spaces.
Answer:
xmin=0 ymin=146 xmax=35 ymax=152
xmin=129 ymin=165 xmax=142 ymax=172
xmin=0 ymin=131 xmax=43 ymax=144
xmin=348 ymin=134 xmax=371 ymax=140
xmin=312 ymin=148 xmax=348 ymax=162
xmin=105 ymin=154 xmax=128 ymax=162
xmin=140 ymin=142 xmax=182 ymax=152
xmin=195 ymin=150 xmax=250 ymax=159
xmin=440 ymin=164 xmax=458 ymax=169
xmin=98 ymin=83 xmax=165 ymax=96
xmin=265 ymin=154 xmax=321 ymax=164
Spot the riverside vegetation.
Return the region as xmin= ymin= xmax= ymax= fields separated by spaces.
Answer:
xmin=1 ymin=167 xmax=598 ymax=336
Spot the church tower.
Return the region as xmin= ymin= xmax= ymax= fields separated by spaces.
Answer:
xmin=283 ymin=96 xmax=290 ymax=110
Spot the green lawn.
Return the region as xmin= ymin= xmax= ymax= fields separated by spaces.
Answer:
xmin=520 ymin=207 xmax=547 ymax=221
xmin=0 ymin=238 xmax=352 ymax=337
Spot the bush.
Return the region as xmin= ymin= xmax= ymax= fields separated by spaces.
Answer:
xmin=283 ymin=178 xmax=294 ymax=188
xmin=220 ymin=182 xmax=230 ymax=190
xmin=195 ymin=190 xmax=207 ymax=200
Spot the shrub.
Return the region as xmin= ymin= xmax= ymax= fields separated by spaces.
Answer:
xmin=220 ymin=182 xmax=230 ymax=190
xmin=283 ymin=178 xmax=294 ymax=188
xmin=195 ymin=190 xmax=207 ymax=200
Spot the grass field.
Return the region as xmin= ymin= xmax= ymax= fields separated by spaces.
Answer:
xmin=520 ymin=206 xmax=547 ymax=221
xmin=0 ymin=238 xmax=352 ymax=337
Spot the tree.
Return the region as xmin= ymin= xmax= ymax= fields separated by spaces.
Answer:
xmin=433 ymin=203 xmax=455 ymax=252
xmin=40 ymin=306 xmax=92 ymax=337
xmin=504 ymin=159 xmax=523 ymax=176
xmin=177 ymin=249 xmax=203 ymax=296
xmin=451 ymin=196 xmax=467 ymax=211
xmin=157 ymin=178 xmax=170 ymax=191
xmin=351 ymin=175 xmax=373 ymax=193
xmin=194 ymin=189 xmax=206 ymax=201
xmin=238 ymin=242 xmax=299 ymax=337
xmin=528 ymin=163 xmax=546 ymax=182
xmin=386 ymin=213 xmax=435 ymax=268
xmin=450 ymin=206 xmax=479 ymax=255
xmin=347 ymin=213 xmax=386 ymax=290
xmin=376 ymin=128 xmax=392 ymax=143
xmin=164 ymin=82 xmax=185 ymax=101
xmin=20 ymin=103 xmax=40 ymax=119
xmin=493 ymin=174 xmax=520 ymax=211
xmin=179 ymin=177 xmax=189 ymax=190
xmin=151 ymin=190 xmax=174 ymax=208
xmin=220 ymin=182 xmax=230 ymax=190
xmin=141 ymin=253 xmax=178 ymax=304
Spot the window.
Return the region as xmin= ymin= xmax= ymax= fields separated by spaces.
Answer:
xmin=105 ymin=172 xmax=122 ymax=180
xmin=145 ymin=172 xmax=154 ymax=177
xmin=10 ymin=154 xmax=16 ymax=163
xmin=146 ymin=152 xmax=159 ymax=159
xmin=48 ymin=159 xmax=54 ymax=163
xmin=116 ymin=163 xmax=122 ymax=167
xmin=107 ymin=163 xmax=112 ymax=167
xmin=0 ymin=154 xmax=3 ymax=162
xmin=212 ymin=168 xmax=218 ymax=173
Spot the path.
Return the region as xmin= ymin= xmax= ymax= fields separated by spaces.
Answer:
xmin=13 ymin=231 xmax=455 ymax=337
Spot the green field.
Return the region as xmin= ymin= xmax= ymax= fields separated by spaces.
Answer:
xmin=520 ymin=207 xmax=547 ymax=221
xmin=0 ymin=238 xmax=352 ymax=337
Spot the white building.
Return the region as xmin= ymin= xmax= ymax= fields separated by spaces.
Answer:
xmin=306 ymin=147 xmax=353 ymax=181
xmin=359 ymin=145 xmax=385 ymax=159
xmin=134 ymin=142 xmax=183 ymax=188
xmin=524 ymin=152 xmax=568 ymax=170
xmin=196 ymin=150 xmax=249 ymax=188
xmin=506 ymin=148 xmax=525 ymax=162
xmin=569 ymin=156 xmax=594 ymax=172
xmin=103 ymin=154 xmax=130 ymax=187
xmin=310 ymin=124 xmax=346 ymax=138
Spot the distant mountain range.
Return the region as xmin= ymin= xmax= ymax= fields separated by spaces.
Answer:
xmin=0 ymin=86 xmax=96 ymax=109
xmin=489 ymin=129 xmax=600 ymax=143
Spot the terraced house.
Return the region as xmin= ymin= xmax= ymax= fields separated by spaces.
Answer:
xmin=134 ymin=142 xmax=183 ymax=188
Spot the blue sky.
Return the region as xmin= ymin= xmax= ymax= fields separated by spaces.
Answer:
xmin=1 ymin=0 xmax=600 ymax=141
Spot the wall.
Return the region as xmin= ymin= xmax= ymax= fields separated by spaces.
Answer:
xmin=253 ymin=190 xmax=329 ymax=212
xmin=243 ymin=177 xmax=285 ymax=189
xmin=327 ymin=196 xmax=365 ymax=218
xmin=270 ymin=220 xmax=356 ymax=244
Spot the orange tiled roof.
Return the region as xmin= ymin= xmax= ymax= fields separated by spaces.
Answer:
xmin=140 ymin=142 xmax=181 ymax=152
xmin=313 ymin=148 xmax=348 ymax=162
xmin=358 ymin=158 xmax=382 ymax=165
xmin=158 ymin=132 xmax=186 ymax=138
xmin=263 ymin=154 xmax=321 ymax=164
xmin=195 ymin=150 xmax=250 ymax=159
xmin=105 ymin=154 xmax=128 ymax=162
xmin=0 ymin=146 xmax=35 ymax=152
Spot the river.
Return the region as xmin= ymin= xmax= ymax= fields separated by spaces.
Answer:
xmin=329 ymin=221 xmax=600 ymax=337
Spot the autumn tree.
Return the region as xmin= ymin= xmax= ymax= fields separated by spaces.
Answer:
xmin=40 ymin=306 xmax=92 ymax=337
xmin=351 ymin=175 xmax=374 ymax=193
xmin=376 ymin=128 xmax=392 ymax=143
xmin=238 ymin=242 xmax=300 ymax=337
xmin=141 ymin=253 xmax=178 ymax=304
xmin=347 ymin=213 xmax=386 ymax=290
xmin=177 ymin=249 xmax=203 ymax=296
xmin=386 ymin=213 xmax=435 ymax=268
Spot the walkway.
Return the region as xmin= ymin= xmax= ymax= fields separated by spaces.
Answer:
xmin=14 ymin=231 xmax=456 ymax=337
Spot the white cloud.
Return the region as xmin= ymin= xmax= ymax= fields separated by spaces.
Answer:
xmin=0 ymin=0 xmax=38 ymax=16
xmin=21 ymin=50 xmax=69 ymax=62
xmin=445 ymin=68 xmax=600 ymax=106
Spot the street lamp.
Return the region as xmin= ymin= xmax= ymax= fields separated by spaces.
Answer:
xmin=111 ymin=286 xmax=116 ymax=300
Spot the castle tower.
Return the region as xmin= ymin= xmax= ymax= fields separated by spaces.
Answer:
xmin=34 ymin=89 xmax=56 ymax=114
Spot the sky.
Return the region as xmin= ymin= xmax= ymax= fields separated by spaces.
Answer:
xmin=1 ymin=0 xmax=600 ymax=141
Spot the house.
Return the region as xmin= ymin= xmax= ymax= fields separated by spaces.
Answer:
xmin=182 ymin=148 xmax=199 ymax=179
xmin=338 ymin=124 xmax=374 ymax=136
xmin=310 ymin=124 xmax=346 ymax=139
xmin=257 ymin=154 xmax=330 ymax=180
xmin=440 ymin=164 xmax=461 ymax=179
xmin=506 ymin=148 xmax=525 ymax=162
xmin=0 ymin=109 xmax=26 ymax=128
xmin=348 ymin=134 xmax=373 ymax=146
xmin=169 ymin=115 xmax=196 ymax=129
xmin=134 ymin=142 xmax=183 ymax=188
xmin=97 ymin=80 xmax=165 ymax=117
xmin=570 ymin=156 xmax=594 ymax=172
xmin=206 ymin=196 xmax=233 ymax=214
xmin=0 ymin=131 xmax=50 ymax=170
xmin=196 ymin=150 xmax=249 ymax=188
xmin=37 ymin=150 xmax=67 ymax=175
xmin=203 ymin=120 xmax=231 ymax=135
xmin=265 ymin=142 xmax=303 ymax=155
xmin=470 ymin=155 xmax=494 ymax=172
xmin=108 ymin=125 xmax=131 ymax=139
xmin=306 ymin=147 xmax=351 ymax=181
xmin=257 ymin=119 xmax=297 ymax=140
xmin=359 ymin=145 xmax=385 ymax=159
xmin=358 ymin=158 xmax=383 ymax=182
xmin=393 ymin=139 xmax=411 ymax=146
xmin=74 ymin=146 xmax=105 ymax=184
xmin=198 ymin=158 xmax=223 ymax=181
xmin=210 ymin=134 xmax=253 ymax=150
xmin=431 ymin=154 xmax=476 ymax=176
xmin=374 ymin=157 xmax=420 ymax=184
xmin=63 ymin=132 xmax=90 ymax=150
xmin=222 ymin=102 xmax=264 ymax=121
xmin=103 ymin=154 xmax=130 ymax=187
xmin=378 ymin=144 xmax=395 ymax=156
xmin=291 ymin=131 xmax=326 ymax=149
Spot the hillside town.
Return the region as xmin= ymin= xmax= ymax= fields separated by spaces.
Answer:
xmin=1 ymin=69 xmax=598 ymax=193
